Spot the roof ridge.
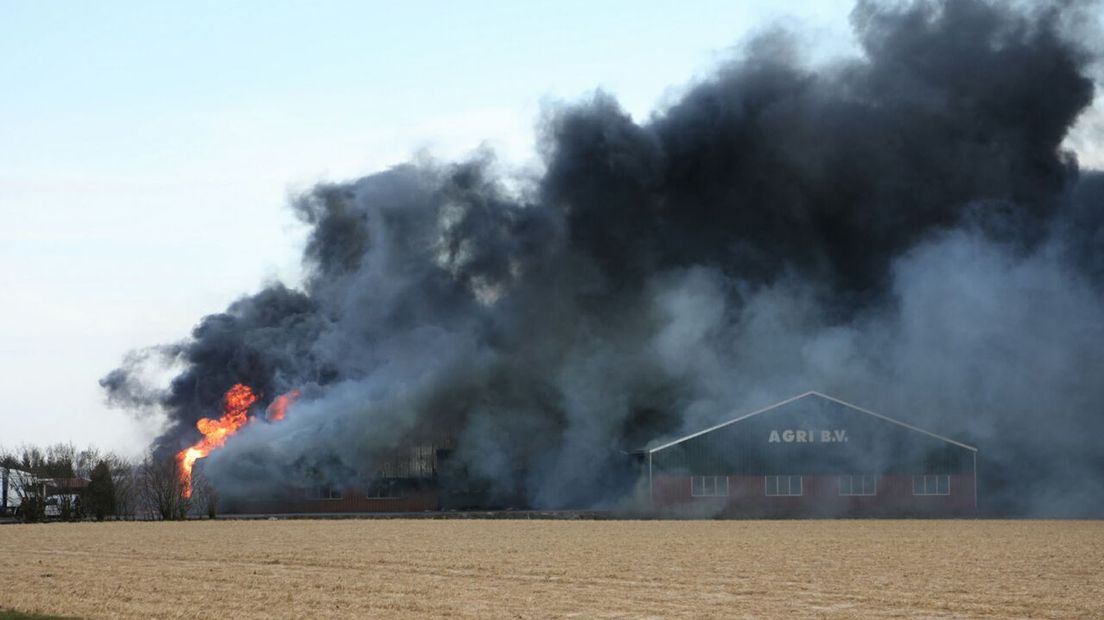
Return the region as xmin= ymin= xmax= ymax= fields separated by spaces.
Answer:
xmin=805 ymin=391 xmax=977 ymax=452
xmin=648 ymin=390 xmax=976 ymax=453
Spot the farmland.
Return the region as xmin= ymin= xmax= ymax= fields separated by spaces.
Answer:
xmin=1 ymin=520 xmax=1101 ymax=618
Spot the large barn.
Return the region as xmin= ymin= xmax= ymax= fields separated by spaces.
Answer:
xmin=643 ymin=391 xmax=977 ymax=517
xmin=217 ymin=442 xmax=528 ymax=515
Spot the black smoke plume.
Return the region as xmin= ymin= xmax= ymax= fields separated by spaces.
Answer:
xmin=104 ymin=0 xmax=1104 ymax=515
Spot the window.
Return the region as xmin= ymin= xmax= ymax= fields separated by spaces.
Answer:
xmin=306 ymin=485 xmax=343 ymax=500
xmin=838 ymin=475 xmax=877 ymax=496
xmin=367 ymin=480 xmax=404 ymax=499
xmin=912 ymin=475 xmax=950 ymax=496
xmin=690 ymin=476 xmax=729 ymax=497
xmin=765 ymin=475 xmax=802 ymax=496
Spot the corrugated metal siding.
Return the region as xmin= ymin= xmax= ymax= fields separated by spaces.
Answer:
xmin=651 ymin=395 xmax=973 ymax=476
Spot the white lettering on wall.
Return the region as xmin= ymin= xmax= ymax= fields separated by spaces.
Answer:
xmin=767 ymin=429 xmax=849 ymax=443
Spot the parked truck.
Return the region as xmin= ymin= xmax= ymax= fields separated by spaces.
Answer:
xmin=2 ymin=466 xmax=37 ymax=517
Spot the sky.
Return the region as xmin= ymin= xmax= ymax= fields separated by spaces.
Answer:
xmin=0 ymin=1 xmax=1099 ymax=458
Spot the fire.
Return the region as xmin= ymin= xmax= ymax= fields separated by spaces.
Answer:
xmin=175 ymin=384 xmax=302 ymax=497
xmin=266 ymin=388 xmax=301 ymax=422
xmin=176 ymin=383 xmax=257 ymax=498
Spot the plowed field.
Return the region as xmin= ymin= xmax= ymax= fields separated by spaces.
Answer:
xmin=1 ymin=520 xmax=1101 ymax=618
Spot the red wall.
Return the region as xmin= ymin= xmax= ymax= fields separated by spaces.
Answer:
xmin=652 ymin=474 xmax=976 ymax=517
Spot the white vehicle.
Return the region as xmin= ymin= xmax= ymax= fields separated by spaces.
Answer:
xmin=43 ymin=494 xmax=80 ymax=518
xmin=2 ymin=467 xmax=37 ymax=517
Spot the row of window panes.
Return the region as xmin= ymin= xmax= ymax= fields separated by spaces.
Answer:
xmin=690 ymin=475 xmax=729 ymax=497
xmin=367 ymin=481 xmax=405 ymax=499
xmin=765 ymin=475 xmax=803 ymax=496
xmin=305 ymin=484 xmax=406 ymax=500
xmin=839 ymin=475 xmax=877 ymax=496
xmin=305 ymin=485 xmax=343 ymax=500
xmin=689 ymin=475 xmax=950 ymax=497
xmin=912 ymin=474 xmax=950 ymax=495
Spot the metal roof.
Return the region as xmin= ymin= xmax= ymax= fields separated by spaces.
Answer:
xmin=647 ymin=391 xmax=978 ymax=453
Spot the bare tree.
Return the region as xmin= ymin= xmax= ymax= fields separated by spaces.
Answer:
xmin=1 ymin=444 xmax=152 ymax=521
xmin=139 ymin=451 xmax=190 ymax=520
xmin=106 ymin=453 xmax=139 ymax=520
xmin=44 ymin=443 xmax=87 ymax=520
xmin=73 ymin=445 xmax=103 ymax=479
xmin=191 ymin=471 xmax=219 ymax=519
xmin=42 ymin=443 xmax=77 ymax=475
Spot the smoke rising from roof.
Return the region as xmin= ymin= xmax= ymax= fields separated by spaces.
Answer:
xmin=104 ymin=0 xmax=1104 ymax=514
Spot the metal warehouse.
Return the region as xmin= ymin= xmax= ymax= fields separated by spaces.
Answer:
xmin=643 ymin=391 xmax=977 ymax=517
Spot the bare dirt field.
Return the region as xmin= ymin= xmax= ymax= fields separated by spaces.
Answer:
xmin=0 ymin=519 xmax=1101 ymax=619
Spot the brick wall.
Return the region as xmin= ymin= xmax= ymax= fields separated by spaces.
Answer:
xmin=652 ymin=474 xmax=976 ymax=517
xmin=225 ymin=487 xmax=439 ymax=515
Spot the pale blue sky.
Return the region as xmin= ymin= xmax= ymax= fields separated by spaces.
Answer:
xmin=0 ymin=2 xmax=1097 ymax=456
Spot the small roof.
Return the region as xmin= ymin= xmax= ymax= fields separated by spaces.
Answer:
xmin=1 ymin=466 xmax=33 ymax=475
xmin=648 ymin=391 xmax=977 ymax=453
xmin=47 ymin=477 xmax=91 ymax=492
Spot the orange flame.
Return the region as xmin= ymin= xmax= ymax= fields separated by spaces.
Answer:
xmin=176 ymin=383 xmax=257 ymax=498
xmin=266 ymin=389 xmax=301 ymax=422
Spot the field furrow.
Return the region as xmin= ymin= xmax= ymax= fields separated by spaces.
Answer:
xmin=0 ymin=520 xmax=1101 ymax=619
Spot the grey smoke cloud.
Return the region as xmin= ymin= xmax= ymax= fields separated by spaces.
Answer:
xmin=104 ymin=0 xmax=1104 ymax=514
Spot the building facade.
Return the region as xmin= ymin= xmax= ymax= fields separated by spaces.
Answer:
xmin=644 ymin=392 xmax=977 ymax=517
xmin=220 ymin=444 xmax=527 ymax=514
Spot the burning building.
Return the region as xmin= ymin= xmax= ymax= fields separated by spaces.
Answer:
xmin=178 ymin=383 xmax=522 ymax=514
xmin=642 ymin=392 xmax=977 ymax=517
xmin=217 ymin=444 xmax=445 ymax=515
xmin=102 ymin=0 xmax=1104 ymax=517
